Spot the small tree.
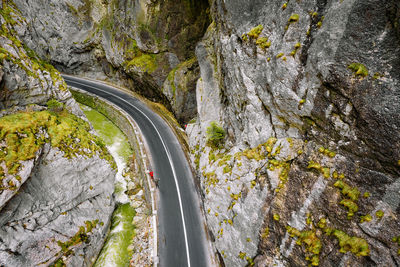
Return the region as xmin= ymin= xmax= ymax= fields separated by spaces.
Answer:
xmin=206 ymin=121 xmax=226 ymax=148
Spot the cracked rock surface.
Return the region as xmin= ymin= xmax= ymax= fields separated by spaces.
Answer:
xmin=0 ymin=4 xmax=116 ymax=266
xmin=187 ymin=0 xmax=400 ymax=266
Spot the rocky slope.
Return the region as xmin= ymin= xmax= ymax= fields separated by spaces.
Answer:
xmin=187 ymin=0 xmax=400 ymax=266
xmin=0 ymin=2 xmax=116 ymax=266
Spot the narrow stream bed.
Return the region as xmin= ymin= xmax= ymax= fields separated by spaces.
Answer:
xmin=80 ymin=105 xmax=136 ymax=267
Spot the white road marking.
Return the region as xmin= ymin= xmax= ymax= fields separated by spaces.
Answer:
xmin=65 ymin=77 xmax=191 ymax=267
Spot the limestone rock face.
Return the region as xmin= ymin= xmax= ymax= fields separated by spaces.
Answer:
xmin=11 ymin=0 xmax=210 ymax=113
xmin=162 ymin=57 xmax=199 ymax=124
xmin=187 ymin=1 xmax=400 ymax=266
xmin=0 ymin=4 xmax=116 ymax=266
xmin=0 ymin=145 xmax=115 ymax=267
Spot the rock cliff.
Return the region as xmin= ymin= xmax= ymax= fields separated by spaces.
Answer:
xmin=2 ymin=0 xmax=400 ymax=266
xmin=187 ymin=0 xmax=400 ymax=266
xmin=12 ymin=0 xmax=210 ymax=124
xmin=0 ymin=2 xmax=116 ymax=266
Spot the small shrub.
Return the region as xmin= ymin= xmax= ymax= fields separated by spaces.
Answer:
xmin=46 ymin=99 xmax=63 ymax=111
xmin=206 ymin=121 xmax=225 ymax=148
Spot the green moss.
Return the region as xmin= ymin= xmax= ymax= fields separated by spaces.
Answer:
xmin=363 ymin=192 xmax=370 ymax=198
xmin=348 ymin=63 xmax=368 ymax=77
xmin=223 ymin=165 xmax=232 ymax=174
xmin=126 ymin=54 xmax=157 ymax=73
xmin=206 ymin=121 xmax=226 ymax=149
xmin=218 ymin=154 xmax=232 ymax=167
xmin=282 ymin=3 xmax=287 ymax=10
xmin=56 ymin=220 xmax=99 ymax=256
xmin=256 ymin=37 xmax=271 ymax=50
xmin=307 ymin=161 xmax=321 ymax=171
xmin=80 ymin=105 xmax=133 ymax=163
xmin=50 ymin=258 xmax=66 ymax=267
xmin=46 ymin=99 xmax=64 ymax=110
xmin=289 ymin=14 xmax=300 ymax=22
xmin=273 ymin=214 xmax=280 ymax=221
xmin=340 ymin=199 xmax=358 ymax=218
xmin=0 ymin=110 xmax=116 ymax=181
xmin=334 ymin=180 xmax=360 ymax=202
xmin=360 ymin=214 xmax=372 ymax=223
xmin=375 ymin=210 xmax=384 ymax=219
xmin=276 ymin=52 xmax=284 ymax=58
xmin=248 ymin=25 xmax=264 ymax=39
xmin=94 ymin=203 xmax=136 ymax=266
xmin=204 ymin=171 xmax=218 ymax=187
xmin=287 ymin=226 xmax=322 ymax=266
xmin=392 ymin=236 xmax=400 ymax=246
xmin=331 ymin=230 xmax=369 ymax=256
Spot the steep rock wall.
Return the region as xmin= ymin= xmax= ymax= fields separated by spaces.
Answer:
xmin=12 ymin=0 xmax=210 ymax=123
xmin=0 ymin=3 xmax=116 ymax=266
xmin=187 ymin=0 xmax=400 ymax=266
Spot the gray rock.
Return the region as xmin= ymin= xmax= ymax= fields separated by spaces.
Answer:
xmin=187 ymin=0 xmax=400 ymax=266
xmin=0 ymin=145 xmax=115 ymax=267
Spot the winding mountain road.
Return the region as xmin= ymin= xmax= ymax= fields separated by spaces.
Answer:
xmin=63 ymin=75 xmax=212 ymax=267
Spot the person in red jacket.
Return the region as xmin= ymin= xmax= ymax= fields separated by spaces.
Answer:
xmin=149 ymin=171 xmax=159 ymax=187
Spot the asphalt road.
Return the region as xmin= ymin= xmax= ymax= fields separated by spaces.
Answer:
xmin=63 ymin=75 xmax=211 ymax=267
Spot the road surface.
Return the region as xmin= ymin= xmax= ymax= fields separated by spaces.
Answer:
xmin=63 ymin=75 xmax=212 ymax=267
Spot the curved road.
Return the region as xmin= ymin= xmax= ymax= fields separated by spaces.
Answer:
xmin=63 ymin=75 xmax=212 ymax=267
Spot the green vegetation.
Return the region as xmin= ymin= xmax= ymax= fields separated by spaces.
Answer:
xmin=124 ymin=39 xmax=158 ymax=74
xmin=248 ymin=25 xmax=264 ymax=39
xmin=80 ymin=105 xmax=132 ymax=162
xmin=288 ymin=14 xmax=300 ymax=23
xmin=318 ymin=146 xmax=336 ymax=158
xmin=360 ymin=214 xmax=372 ymax=223
xmin=334 ymin=180 xmax=360 ymax=202
xmin=0 ymin=110 xmax=116 ymax=185
xmin=334 ymin=180 xmax=360 ymax=218
xmin=46 ymin=99 xmax=64 ymax=110
xmin=290 ymin=42 xmax=301 ymax=56
xmin=126 ymin=54 xmax=157 ymax=73
xmin=331 ymin=230 xmax=370 ymax=256
xmin=307 ymin=161 xmax=330 ymax=178
xmin=206 ymin=121 xmax=226 ymax=148
xmin=94 ymin=203 xmax=136 ymax=266
xmin=256 ymin=37 xmax=271 ymax=50
xmin=56 ymin=220 xmax=99 ymax=258
xmin=375 ymin=210 xmax=384 ymax=219
xmin=348 ymin=63 xmax=368 ymax=77
xmin=287 ymin=226 xmax=321 ymax=266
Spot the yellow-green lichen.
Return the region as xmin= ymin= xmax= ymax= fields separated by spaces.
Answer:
xmin=331 ymin=230 xmax=369 ymax=256
xmin=375 ymin=210 xmax=384 ymax=219
xmin=287 ymin=226 xmax=321 ymax=266
xmin=289 ymin=14 xmax=300 ymax=23
xmin=348 ymin=63 xmax=368 ymax=77
xmin=256 ymin=37 xmax=271 ymax=50
xmin=56 ymin=220 xmax=99 ymax=257
xmin=360 ymin=214 xmax=372 ymax=223
xmin=248 ymin=25 xmax=264 ymax=39
xmin=334 ymin=180 xmax=360 ymax=202
xmin=126 ymin=54 xmax=157 ymax=73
